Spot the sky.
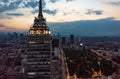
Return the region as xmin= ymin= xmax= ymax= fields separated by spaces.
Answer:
xmin=0 ymin=0 xmax=120 ymax=36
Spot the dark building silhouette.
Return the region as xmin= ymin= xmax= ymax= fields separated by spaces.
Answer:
xmin=70 ymin=35 xmax=74 ymax=44
xmin=61 ymin=37 xmax=66 ymax=45
xmin=52 ymin=39 xmax=59 ymax=48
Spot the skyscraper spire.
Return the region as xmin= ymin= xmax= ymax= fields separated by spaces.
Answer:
xmin=38 ymin=0 xmax=43 ymax=17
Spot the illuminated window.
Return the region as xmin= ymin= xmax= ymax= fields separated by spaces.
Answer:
xmin=29 ymin=41 xmax=36 ymax=44
xmin=46 ymin=30 xmax=48 ymax=34
xmin=27 ymin=72 xmax=36 ymax=75
xmin=47 ymin=61 xmax=51 ymax=64
xmin=43 ymin=30 xmax=45 ymax=34
xmin=49 ymin=31 xmax=51 ymax=34
xmin=36 ymin=30 xmax=40 ymax=34
xmin=30 ymin=30 xmax=34 ymax=34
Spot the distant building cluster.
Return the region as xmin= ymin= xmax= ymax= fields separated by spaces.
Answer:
xmin=0 ymin=32 xmax=120 ymax=79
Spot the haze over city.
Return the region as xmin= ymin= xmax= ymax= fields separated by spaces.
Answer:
xmin=0 ymin=0 xmax=120 ymax=36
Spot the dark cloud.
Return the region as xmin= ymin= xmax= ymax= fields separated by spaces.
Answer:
xmin=0 ymin=0 xmax=22 ymax=13
xmin=6 ymin=13 xmax=24 ymax=16
xmin=50 ymin=0 xmax=58 ymax=3
xmin=93 ymin=10 xmax=103 ymax=15
xmin=0 ymin=24 xmax=6 ymax=27
xmin=85 ymin=9 xmax=103 ymax=15
xmin=48 ymin=17 xmax=120 ymax=36
xmin=43 ymin=9 xmax=57 ymax=16
xmin=0 ymin=0 xmax=46 ymax=13
xmin=24 ymin=0 xmax=46 ymax=8
xmin=2 ymin=0 xmax=9 ymax=3
xmin=32 ymin=9 xmax=57 ymax=16
xmin=108 ymin=1 xmax=120 ymax=6
xmin=24 ymin=1 xmax=38 ymax=8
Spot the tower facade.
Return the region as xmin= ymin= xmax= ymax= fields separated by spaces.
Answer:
xmin=25 ymin=0 xmax=52 ymax=79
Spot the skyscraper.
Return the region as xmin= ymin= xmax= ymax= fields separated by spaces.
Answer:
xmin=70 ymin=35 xmax=74 ymax=44
xmin=25 ymin=0 xmax=53 ymax=79
xmin=61 ymin=37 xmax=66 ymax=45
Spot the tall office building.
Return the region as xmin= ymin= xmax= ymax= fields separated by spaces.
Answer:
xmin=25 ymin=0 xmax=53 ymax=79
xmin=70 ymin=35 xmax=74 ymax=44
xmin=61 ymin=37 xmax=66 ymax=45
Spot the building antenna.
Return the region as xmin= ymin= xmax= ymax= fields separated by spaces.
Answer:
xmin=38 ymin=0 xmax=43 ymax=17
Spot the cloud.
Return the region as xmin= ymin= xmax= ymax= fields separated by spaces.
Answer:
xmin=23 ymin=1 xmax=38 ymax=8
xmin=49 ymin=0 xmax=73 ymax=3
xmin=93 ymin=10 xmax=103 ymax=15
xmin=0 ymin=0 xmax=22 ymax=13
xmin=2 ymin=0 xmax=9 ymax=3
xmin=85 ymin=9 xmax=103 ymax=15
xmin=32 ymin=9 xmax=57 ymax=16
xmin=6 ymin=27 xmax=15 ymax=29
xmin=50 ymin=0 xmax=58 ymax=3
xmin=6 ymin=13 xmax=24 ymax=16
xmin=43 ymin=9 xmax=57 ymax=15
xmin=0 ymin=14 xmax=12 ymax=19
xmin=0 ymin=0 xmax=46 ymax=13
xmin=108 ymin=1 xmax=120 ymax=6
xmin=31 ymin=9 xmax=39 ymax=14
xmin=63 ymin=9 xmax=80 ymax=16
xmin=48 ymin=17 xmax=120 ymax=36
xmin=23 ymin=0 xmax=46 ymax=8
xmin=0 ymin=24 xmax=6 ymax=27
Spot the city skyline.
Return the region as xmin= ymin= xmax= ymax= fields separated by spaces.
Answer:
xmin=0 ymin=0 xmax=120 ymax=36
xmin=0 ymin=1 xmax=120 ymax=78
